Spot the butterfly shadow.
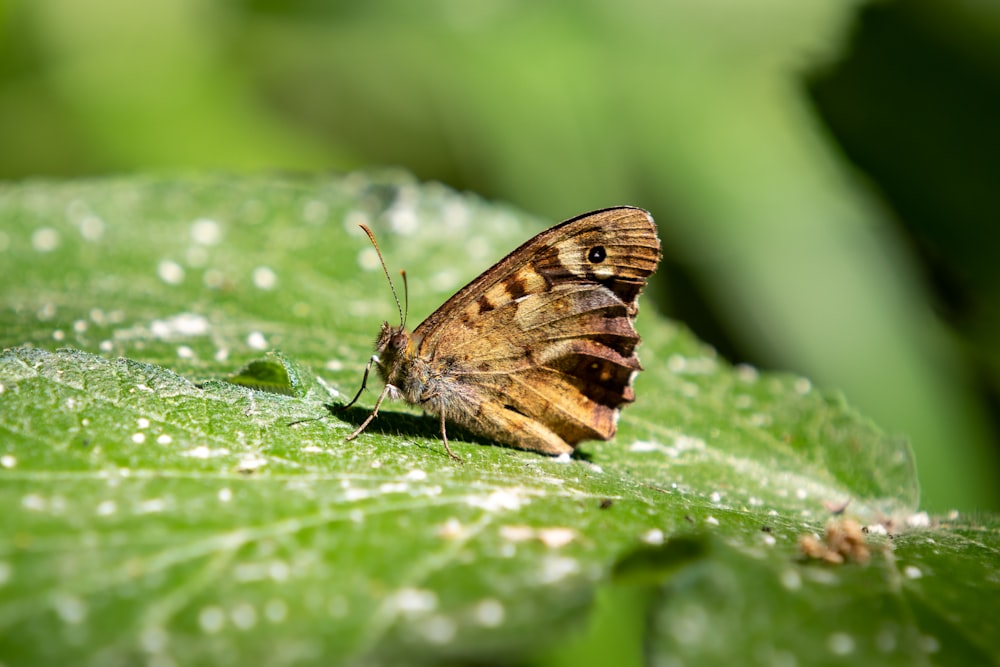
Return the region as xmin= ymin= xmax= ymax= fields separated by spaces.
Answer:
xmin=325 ymin=403 xmax=593 ymax=462
xmin=326 ymin=403 xmax=500 ymax=456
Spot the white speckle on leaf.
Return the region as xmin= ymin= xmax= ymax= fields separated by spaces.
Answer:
xmin=344 ymin=488 xmax=370 ymax=502
xmin=269 ymin=561 xmax=290 ymax=582
xmin=52 ymin=594 xmax=87 ymax=625
xmin=21 ymin=493 xmax=46 ymax=511
xmin=131 ymin=432 xmax=146 ymax=444
xmin=247 ymin=331 xmax=268 ymax=350
xmin=906 ymin=511 xmax=931 ymax=528
xmin=137 ymin=417 xmax=150 ymax=429
xmin=794 ymin=377 xmax=812 ymax=394
xmin=629 ymin=440 xmax=662 ymax=453
xmin=903 ymin=565 xmax=923 ymax=579
xmin=96 ymin=500 xmax=117 ymax=516
xmin=465 ymin=235 xmax=489 ymax=259
xmin=390 ymin=588 xmax=438 ymax=616
xmin=641 ymin=528 xmax=665 ymax=545
xmin=36 ymin=302 xmax=56 ymax=321
xmin=709 ymin=491 xmax=722 ymax=503
xmin=182 ymin=445 xmax=229 ymax=459
xmin=236 ymin=453 xmax=268 ymax=471
xmin=379 ymin=482 xmax=409 ymax=494
xmin=302 ymin=199 xmax=328 ymax=224
xmin=99 ymin=340 xmax=113 ymax=352
xmin=73 ymin=319 xmax=88 ymax=333
xmin=253 ymin=266 xmax=277 ymax=290
xmin=137 ymin=498 xmax=168 ymax=514
xmin=537 ymin=527 xmax=577 ymax=549
xmin=421 ymin=615 xmax=457 ymax=644
xmin=48 ymin=495 xmax=67 ymax=513
xmin=468 ymin=488 xmax=526 ymax=512
xmin=78 ymin=214 xmax=105 ymax=241
xmin=358 ymin=246 xmax=381 ymax=271
xmin=218 ymin=488 xmax=233 ymax=503
xmin=499 ymin=525 xmax=535 ymax=542
xmin=157 ymin=434 xmax=172 ymax=445
xmin=553 ymin=452 xmax=572 ymax=463
xmin=157 ymin=260 xmax=185 ymax=285
xmin=918 ymin=635 xmax=940 ymax=654
xmin=405 ymin=469 xmax=428 ymax=482
xmin=437 ymin=517 xmax=464 ymax=539
xmin=537 ymin=555 xmax=579 ymax=584
xmin=344 ymin=208 xmax=370 ymax=234
xmin=52 ymin=329 xmax=65 ymax=341
xmin=666 ymin=601 xmax=709 ymax=646
xmin=176 ymin=345 xmax=195 ymax=359
xmin=190 ymin=218 xmax=222 ymax=245
xmin=264 ymin=598 xmax=288 ymax=623
xmin=430 ymin=269 xmax=459 ymax=292
xmin=473 ymin=598 xmax=505 ymax=627
xmin=140 ymin=626 xmax=168 ymax=653
xmin=198 ymin=606 xmax=226 ymax=634
xmin=1 ymin=454 xmax=16 ymax=469
xmin=388 ymin=204 xmax=419 ymax=235
xmin=230 ymin=602 xmax=257 ymax=630
xmin=827 ymin=632 xmax=855 ymax=656
xmin=795 ymin=488 xmax=808 ymax=500
xmin=150 ymin=313 xmax=209 ymax=338
xmin=705 ymin=516 xmax=719 ymax=526
xmin=32 ymin=227 xmax=60 ymax=252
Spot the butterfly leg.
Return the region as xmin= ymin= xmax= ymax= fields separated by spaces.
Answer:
xmin=345 ymin=380 xmax=393 ymax=441
xmin=341 ymin=354 xmax=379 ymax=410
xmin=438 ymin=410 xmax=463 ymax=463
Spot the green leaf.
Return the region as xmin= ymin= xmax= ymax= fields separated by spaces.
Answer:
xmin=225 ymin=351 xmax=313 ymax=397
xmin=0 ymin=173 xmax=992 ymax=666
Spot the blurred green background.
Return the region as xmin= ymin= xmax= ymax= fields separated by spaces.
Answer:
xmin=1 ymin=0 xmax=998 ymax=512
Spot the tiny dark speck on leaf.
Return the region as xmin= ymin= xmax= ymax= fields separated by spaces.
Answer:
xmin=600 ymin=498 xmax=614 ymax=509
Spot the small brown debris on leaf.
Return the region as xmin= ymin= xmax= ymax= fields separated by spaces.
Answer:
xmin=798 ymin=518 xmax=870 ymax=565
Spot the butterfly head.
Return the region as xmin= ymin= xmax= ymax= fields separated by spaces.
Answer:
xmin=375 ymin=320 xmax=416 ymax=359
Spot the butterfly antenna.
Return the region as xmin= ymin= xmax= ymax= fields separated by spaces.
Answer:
xmin=400 ymin=270 xmax=409 ymax=328
xmin=359 ymin=224 xmax=405 ymax=328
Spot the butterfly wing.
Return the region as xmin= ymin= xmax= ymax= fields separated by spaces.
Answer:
xmin=412 ymin=207 xmax=661 ymax=454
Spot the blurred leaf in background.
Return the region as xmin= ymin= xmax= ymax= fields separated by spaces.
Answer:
xmin=0 ymin=0 xmax=997 ymax=511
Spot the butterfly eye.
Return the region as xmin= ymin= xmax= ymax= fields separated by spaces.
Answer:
xmin=587 ymin=246 xmax=607 ymax=264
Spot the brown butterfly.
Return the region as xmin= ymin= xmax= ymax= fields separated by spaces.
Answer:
xmin=342 ymin=207 xmax=661 ymax=460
